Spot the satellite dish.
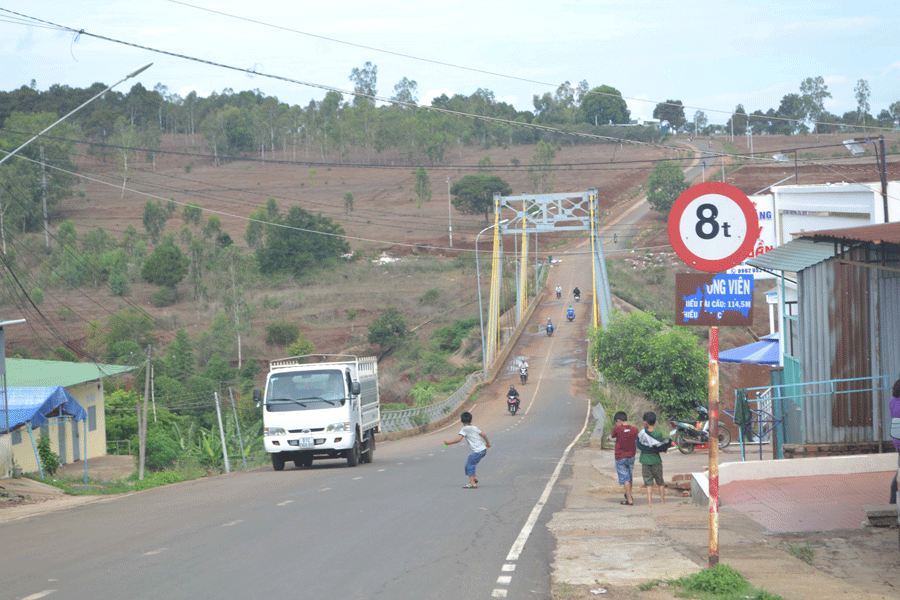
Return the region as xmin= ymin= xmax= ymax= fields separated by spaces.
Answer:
xmin=842 ymin=140 xmax=866 ymax=156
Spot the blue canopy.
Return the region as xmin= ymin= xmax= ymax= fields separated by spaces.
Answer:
xmin=1 ymin=386 xmax=87 ymax=433
xmin=719 ymin=333 xmax=780 ymax=366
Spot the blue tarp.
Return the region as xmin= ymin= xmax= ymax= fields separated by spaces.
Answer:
xmin=719 ymin=333 xmax=780 ymax=366
xmin=0 ymin=386 xmax=87 ymax=433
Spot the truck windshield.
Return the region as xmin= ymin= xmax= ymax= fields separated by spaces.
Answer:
xmin=266 ymin=370 xmax=346 ymax=412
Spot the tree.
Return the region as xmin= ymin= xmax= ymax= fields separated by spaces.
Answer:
xmin=142 ymin=199 xmax=169 ymax=244
xmin=725 ymin=104 xmax=748 ymax=136
xmin=890 ymin=101 xmax=900 ymax=125
xmin=413 ymin=166 xmax=432 ymax=209
xmin=588 ymin=311 xmax=706 ymax=416
xmin=141 ymin=243 xmax=188 ymax=289
xmin=646 ymin=161 xmax=689 ymax=214
xmin=527 ymin=140 xmax=555 ymax=193
xmin=652 ymin=100 xmax=686 ymax=130
xmin=343 ymin=192 xmax=354 ymax=215
xmin=256 ymin=205 xmax=350 ymax=277
xmin=450 ymin=175 xmax=512 ymax=222
xmin=799 ymin=76 xmax=831 ymax=134
xmin=693 ymin=110 xmax=708 ymax=134
xmin=164 ymin=328 xmax=195 ymax=383
xmin=349 ymin=61 xmax=377 ymax=109
xmin=367 ymin=307 xmax=408 ymax=349
xmin=578 ymin=85 xmax=630 ymax=125
xmin=391 ymin=77 xmax=418 ymax=107
xmin=775 ymin=93 xmax=806 ymax=134
xmin=854 ymin=79 xmax=870 ymax=123
xmin=181 ymin=202 xmax=202 ymax=228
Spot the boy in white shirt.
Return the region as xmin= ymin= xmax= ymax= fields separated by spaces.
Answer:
xmin=444 ymin=411 xmax=491 ymax=489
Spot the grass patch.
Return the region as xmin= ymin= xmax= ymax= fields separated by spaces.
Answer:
xmin=786 ymin=541 xmax=814 ymax=564
xmin=666 ymin=564 xmax=786 ymax=600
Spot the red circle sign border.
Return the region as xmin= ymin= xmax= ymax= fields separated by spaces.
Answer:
xmin=667 ymin=181 xmax=759 ymax=272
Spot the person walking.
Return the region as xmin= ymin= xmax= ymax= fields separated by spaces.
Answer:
xmin=638 ymin=411 xmax=666 ymax=505
xmin=610 ymin=411 xmax=638 ymax=505
xmin=445 ymin=411 xmax=491 ymax=489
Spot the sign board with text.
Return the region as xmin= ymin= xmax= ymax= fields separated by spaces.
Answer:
xmin=667 ymin=182 xmax=760 ymax=273
xmin=676 ymin=273 xmax=754 ymax=326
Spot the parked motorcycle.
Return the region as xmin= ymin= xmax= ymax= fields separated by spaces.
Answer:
xmin=507 ymin=391 xmax=520 ymax=415
xmin=669 ymin=403 xmax=731 ymax=454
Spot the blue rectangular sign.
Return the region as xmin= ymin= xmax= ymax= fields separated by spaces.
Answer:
xmin=675 ymin=273 xmax=754 ymax=326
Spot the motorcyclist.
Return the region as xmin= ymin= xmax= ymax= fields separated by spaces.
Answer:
xmin=566 ymin=306 xmax=575 ymax=320
xmin=573 ymin=287 xmax=581 ymax=300
xmin=555 ymin=285 xmax=562 ymax=298
xmin=507 ymin=385 xmax=520 ymax=409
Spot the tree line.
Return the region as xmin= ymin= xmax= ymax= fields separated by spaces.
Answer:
xmin=653 ymin=76 xmax=897 ymax=136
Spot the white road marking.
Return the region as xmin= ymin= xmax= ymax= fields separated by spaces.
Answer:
xmin=496 ymin=575 xmax=512 ymax=584
xmin=319 ymin=487 xmax=331 ymax=492
xmin=22 ymin=591 xmax=55 ymax=600
xmin=505 ymin=398 xmax=591 ymax=561
xmin=222 ymin=520 xmax=243 ymax=527
xmin=277 ymin=500 xmax=293 ymax=506
xmin=143 ymin=548 xmax=168 ymax=556
xmin=352 ymin=477 xmax=362 ymax=480
xmin=378 ymin=469 xmax=386 ymax=472
xmin=501 ymin=564 xmax=515 ymax=572
xmin=491 ymin=590 xmax=507 ymax=598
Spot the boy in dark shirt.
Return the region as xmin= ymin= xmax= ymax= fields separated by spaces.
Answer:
xmin=610 ymin=411 xmax=638 ymax=505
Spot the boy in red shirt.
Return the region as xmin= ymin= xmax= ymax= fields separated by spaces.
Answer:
xmin=610 ymin=411 xmax=638 ymax=505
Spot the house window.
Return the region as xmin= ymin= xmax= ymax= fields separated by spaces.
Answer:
xmin=11 ymin=429 xmax=22 ymax=445
xmin=88 ymin=405 xmax=97 ymax=431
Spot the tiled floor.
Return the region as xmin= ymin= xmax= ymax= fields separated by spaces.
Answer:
xmin=720 ymin=471 xmax=897 ymax=532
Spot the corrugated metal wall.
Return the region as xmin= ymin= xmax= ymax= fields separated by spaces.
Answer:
xmin=798 ymin=245 xmax=900 ymax=444
xmin=877 ymin=250 xmax=900 ymax=443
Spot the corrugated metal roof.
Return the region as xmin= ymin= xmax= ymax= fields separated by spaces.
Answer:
xmin=797 ymin=221 xmax=900 ymax=245
xmin=746 ymin=239 xmax=836 ymax=273
xmin=6 ymin=359 xmax=136 ymax=388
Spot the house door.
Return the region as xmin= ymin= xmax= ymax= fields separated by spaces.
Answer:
xmin=57 ymin=421 xmax=67 ymax=464
xmin=72 ymin=419 xmax=80 ymax=462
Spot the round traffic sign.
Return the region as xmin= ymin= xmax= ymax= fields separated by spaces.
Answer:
xmin=667 ymin=182 xmax=759 ymax=272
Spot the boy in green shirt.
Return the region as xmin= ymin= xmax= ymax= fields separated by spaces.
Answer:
xmin=638 ymin=411 xmax=665 ymax=505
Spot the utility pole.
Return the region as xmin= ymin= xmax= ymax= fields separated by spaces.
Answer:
xmin=214 ymin=392 xmax=231 ymax=473
xmin=40 ymin=145 xmax=49 ymax=249
xmin=138 ymin=345 xmax=151 ymax=480
xmin=229 ymin=388 xmax=248 ymax=470
xmin=446 ymin=177 xmax=452 ymax=248
xmin=151 ymin=363 xmax=157 ymax=422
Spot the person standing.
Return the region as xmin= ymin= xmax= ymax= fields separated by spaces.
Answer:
xmin=610 ymin=411 xmax=638 ymax=505
xmin=638 ymin=411 xmax=666 ymax=505
xmin=444 ymin=411 xmax=491 ymax=489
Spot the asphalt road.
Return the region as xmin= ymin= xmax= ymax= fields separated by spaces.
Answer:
xmin=2 ymin=266 xmax=593 ymax=600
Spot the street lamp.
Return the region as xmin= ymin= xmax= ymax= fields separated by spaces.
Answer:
xmin=475 ymin=219 xmax=508 ymax=375
xmin=0 ymin=63 xmax=153 ymax=167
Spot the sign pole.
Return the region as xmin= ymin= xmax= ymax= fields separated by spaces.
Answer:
xmin=708 ymin=326 xmax=720 ymax=567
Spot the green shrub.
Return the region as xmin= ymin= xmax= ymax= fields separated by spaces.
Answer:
xmin=674 ymin=564 xmax=747 ymax=595
xmin=31 ymin=287 xmax=44 ymax=304
xmin=265 ymin=320 xmax=299 ymax=345
xmin=37 ymin=436 xmax=61 ymax=476
xmin=152 ymin=286 xmax=177 ymax=307
xmin=132 ymin=469 xmax=186 ymax=491
xmin=132 ymin=429 xmax=183 ymax=472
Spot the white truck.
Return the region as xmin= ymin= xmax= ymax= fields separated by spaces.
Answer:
xmin=254 ymin=355 xmax=380 ymax=470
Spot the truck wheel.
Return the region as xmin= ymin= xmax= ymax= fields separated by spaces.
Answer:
xmin=346 ymin=434 xmax=361 ymax=467
xmin=361 ymin=431 xmax=374 ymax=464
xmin=272 ymin=453 xmax=285 ymax=471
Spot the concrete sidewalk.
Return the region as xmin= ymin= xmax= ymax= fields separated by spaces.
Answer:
xmin=549 ymin=443 xmax=897 ymax=599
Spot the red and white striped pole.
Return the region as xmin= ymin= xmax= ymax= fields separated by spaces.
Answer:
xmin=708 ymin=326 xmax=720 ymax=567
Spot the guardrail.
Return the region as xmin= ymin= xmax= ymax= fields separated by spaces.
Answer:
xmin=381 ymin=371 xmax=484 ymax=433
xmin=106 ymin=440 xmax=132 ymax=455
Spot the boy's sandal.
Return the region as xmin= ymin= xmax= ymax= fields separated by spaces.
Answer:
xmin=620 ymin=500 xmax=633 ymax=505
xmin=463 ymin=484 xmax=477 ymax=489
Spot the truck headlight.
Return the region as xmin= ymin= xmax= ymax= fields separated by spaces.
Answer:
xmin=265 ymin=427 xmax=286 ymax=436
xmin=327 ymin=422 xmax=351 ymax=432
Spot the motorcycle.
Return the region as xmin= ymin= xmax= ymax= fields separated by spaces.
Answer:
xmin=574 ymin=292 xmax=580 ymax=302
xmin=566 ymin=307 xmax=575 ymax=322
xmin=669 ymin=403 xmax=731 ymax=454
xmin=520 ymin=367 xmax=528 ymax=385
xmin=546 ymin=323 xmax=554 ymax=337
xmin=507 ymin=392 xmax=520 ymax=415
xmin=556 ymin=288 xmax=562 ymax=299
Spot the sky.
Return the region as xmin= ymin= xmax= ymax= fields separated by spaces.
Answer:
xmin=1 ymin=1 xmax=898 ymax=125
